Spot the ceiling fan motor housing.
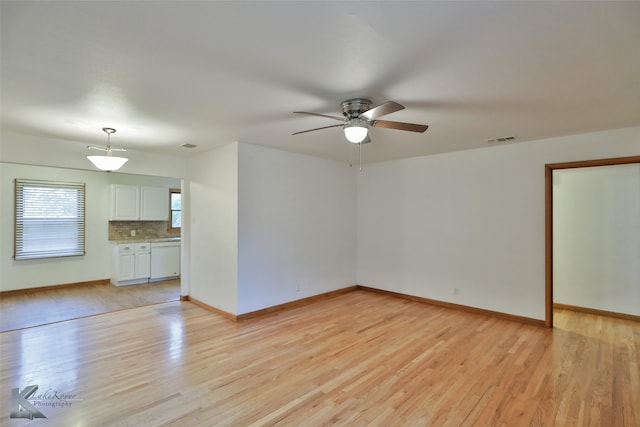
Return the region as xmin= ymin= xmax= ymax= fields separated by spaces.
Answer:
xmin=342 ymin=98 xmax=372 ymax=119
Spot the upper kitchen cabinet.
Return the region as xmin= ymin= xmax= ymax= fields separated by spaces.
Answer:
xmin=140 ymin=186 xmax=169 ymax=220
xmin=110 ymin=185 xmax=168 ymax=220
xmin=110 ymin=185 xmax=139 ymax=220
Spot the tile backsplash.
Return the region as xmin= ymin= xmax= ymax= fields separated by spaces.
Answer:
xmin=109 ymin=221 xmax=180 ymax=241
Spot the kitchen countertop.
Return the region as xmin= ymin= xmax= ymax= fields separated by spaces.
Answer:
xmin=110 ymin=237 xmax=181 ymax=244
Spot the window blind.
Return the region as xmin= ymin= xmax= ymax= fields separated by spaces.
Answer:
xmin=14 ymin=179 xmax=86 ymax=260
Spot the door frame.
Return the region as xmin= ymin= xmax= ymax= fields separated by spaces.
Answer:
xmin=544 ymin=155 xmax=640 ymax=327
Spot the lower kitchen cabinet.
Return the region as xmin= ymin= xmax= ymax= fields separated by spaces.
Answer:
xmin=111 ymin=242 xmax=151 ymax=286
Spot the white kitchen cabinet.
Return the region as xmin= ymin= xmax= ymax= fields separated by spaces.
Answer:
xmin=110 ymin=185 xmax=140 ymax=220
xmin=140 ymin=187 xmax=169 ymax=220
xmin=114 ymin=244 xmax=135 ymax=281
xmin=111 ymin=242 xmax=151 ymax=286
xmin=110 ymin=185 xmax=168 ymax=220
xmin=134 ymin=242 xmax=151 ymax=279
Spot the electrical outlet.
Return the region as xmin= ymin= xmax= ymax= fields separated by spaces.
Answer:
xmin=296 ymin=283 xmax=300 ymax=292
xmin=453 ymin=288 xmax=459 ymax=295
xmin=130 ymin=230 xmax=136 ymax=237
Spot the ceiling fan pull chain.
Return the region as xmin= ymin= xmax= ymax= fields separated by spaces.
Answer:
xmin=359 ymin=141 xmax=363 ymax=172
xmin=349 ymin=142 xmax=353 ymax=167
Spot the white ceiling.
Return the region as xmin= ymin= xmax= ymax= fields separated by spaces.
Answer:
xmin=2 ymin=1 xmax=639 ymax=164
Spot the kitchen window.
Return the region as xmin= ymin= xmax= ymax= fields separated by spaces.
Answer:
xmin=168 ymin=188 xmax=181 ymax=232
xmin=14 ymin=179 xmax=85 ymax=260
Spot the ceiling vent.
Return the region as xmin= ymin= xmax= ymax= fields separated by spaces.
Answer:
xmin=487 ymin=136 xmax=517 ymax=143
xmin=181 ymin=143 xmax=197 ymax=149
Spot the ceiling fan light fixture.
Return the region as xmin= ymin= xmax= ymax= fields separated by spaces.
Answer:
xmin=343 ymin=118 xmax=369 ymax=143
xmin=87 ymin=127 xmax=128 ymax=171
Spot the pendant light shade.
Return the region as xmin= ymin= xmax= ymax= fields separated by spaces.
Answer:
xmin=87 ymin=155 xmax=128 ymax=171
xmin=87 ymin=127 xmax=128 ymax=171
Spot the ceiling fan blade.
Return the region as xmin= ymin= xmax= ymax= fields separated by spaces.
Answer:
xmin=360 ymin=101 xmax=404 ymax=120
xmin=292 ymin=124 xmax=344 ymax=135
xmin=372 ymin=120 xmax=429 ymax=133
xmin=294 ymin=111 xmax=345 ymax=122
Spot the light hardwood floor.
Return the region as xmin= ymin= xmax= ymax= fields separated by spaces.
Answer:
xmin=0 ymin=280 xmax=180 ymax=332
xmin=1 ymin=290 xmax=638 ymax=426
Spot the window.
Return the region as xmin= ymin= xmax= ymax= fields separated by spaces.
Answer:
xmin=14 ymin=179 xmax=85 ymax=260
xmin=168 ymin=188 xmax=181 ymax=232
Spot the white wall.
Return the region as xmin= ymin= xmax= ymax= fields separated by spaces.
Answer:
xmin=236 ymin=143 xmax=357 ymax=314
xmin=0 ymin=162 xmax=179 ymax=291
xmin=553 ymin=164 xmax=640 ymax=315
xmin=187 ymin=143 xmax=239 ymax=314
xmin=357 ymin=126 xmax=640 ymax=321
xmin=1 ymin=163 xmax=110 ymax=290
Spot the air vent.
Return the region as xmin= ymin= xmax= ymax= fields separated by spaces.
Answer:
xmin=487 ymin=136 xmax=517 ymax=143
xmin=181 ymin=143 xmax=197 ymax=149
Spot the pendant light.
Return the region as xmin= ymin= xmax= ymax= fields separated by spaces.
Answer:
xmin=87 ymin=127 xmax=128 ymax=171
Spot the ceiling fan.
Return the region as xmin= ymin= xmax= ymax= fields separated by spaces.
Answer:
xmin=293 ymin=98 xmax=429 ymax=144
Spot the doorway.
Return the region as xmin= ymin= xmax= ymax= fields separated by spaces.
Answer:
xmin=545 ymin=156 xmax=640 ymax=327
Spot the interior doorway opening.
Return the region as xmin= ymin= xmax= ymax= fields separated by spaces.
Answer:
xmin=545 ymin=155 xmax=640 ymax=327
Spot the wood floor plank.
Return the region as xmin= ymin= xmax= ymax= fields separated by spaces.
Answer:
xmin=0 ymin=291 xmax=638 ymax=426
